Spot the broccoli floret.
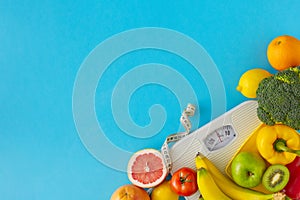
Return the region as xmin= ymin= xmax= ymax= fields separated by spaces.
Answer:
xmin=256 ymin=66 xmax=300 ymax=130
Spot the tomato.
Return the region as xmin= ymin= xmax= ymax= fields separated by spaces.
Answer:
xmin=170 ymin=167 xmax=198 ymax=196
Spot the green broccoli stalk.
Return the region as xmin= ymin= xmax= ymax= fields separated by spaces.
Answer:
xmin=256 ymin=66 xmax=300 ymax=130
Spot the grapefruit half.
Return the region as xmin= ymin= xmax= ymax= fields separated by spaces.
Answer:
xmin=127 ymin=149 xmax=168 ymax=188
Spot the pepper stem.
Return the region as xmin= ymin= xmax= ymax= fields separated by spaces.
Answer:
xmin=274 ymin=139 xmax=300 ymax=156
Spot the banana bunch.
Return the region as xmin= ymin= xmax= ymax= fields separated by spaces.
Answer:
xmin=194 ymin=153 xmax=286 ymax=200
xmin=197 ymin=167 xmax=231 ymax=199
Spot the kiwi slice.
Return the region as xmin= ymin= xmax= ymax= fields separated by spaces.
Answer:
xmin=262 ymin=164 xmax=290 ymax=192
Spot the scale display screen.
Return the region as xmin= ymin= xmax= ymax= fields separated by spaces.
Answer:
xmin=203 ymin=125 xmax=237 ymax=152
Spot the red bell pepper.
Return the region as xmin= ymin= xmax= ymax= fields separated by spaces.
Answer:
xmin=284 ymin=156 xmax=300 ymax=199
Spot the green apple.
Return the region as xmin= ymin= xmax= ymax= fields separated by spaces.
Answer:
xmin=231 ymin=151 xmax=266 ymax=188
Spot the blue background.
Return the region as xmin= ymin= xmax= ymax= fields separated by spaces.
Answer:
xmin=1 ymin=1 xmax=300 ymax=199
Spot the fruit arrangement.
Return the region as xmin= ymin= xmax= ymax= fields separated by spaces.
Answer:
xmin=234 ymin=34 xmax=300 ymax=199
xmin=111 ymin=35 xmax=300 ymax=200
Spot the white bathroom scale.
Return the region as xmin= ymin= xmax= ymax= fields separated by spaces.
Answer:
xmin=169 ymin=100 xmax=262 ymax=200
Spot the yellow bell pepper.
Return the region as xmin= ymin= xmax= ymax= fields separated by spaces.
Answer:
xmin=256 ymin=124 xmax=300 ymax=165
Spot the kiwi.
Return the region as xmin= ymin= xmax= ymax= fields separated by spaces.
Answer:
xmin=262 ymin=164 xmax=290 ymax=192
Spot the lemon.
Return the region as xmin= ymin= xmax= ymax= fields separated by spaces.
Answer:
xmin=151 ymin=181 xmax=179 ymax=200
xmin=236 ymin=68 xmax=272 ymax=98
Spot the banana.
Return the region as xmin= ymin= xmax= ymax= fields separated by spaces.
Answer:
xmin=195 ymin=153 xmax=286 ymax=200
xmin=197 ymin=167 xmax=231 ymax=200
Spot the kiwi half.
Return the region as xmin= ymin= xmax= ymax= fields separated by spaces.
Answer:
xmin=262 ymin=164 xmax=290 ymax=192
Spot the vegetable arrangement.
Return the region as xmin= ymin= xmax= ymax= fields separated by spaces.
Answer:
xmin=235 ymin=34 xmax=300 ymax=200
xmin=111 ymin=34 xmax=300 ymax=200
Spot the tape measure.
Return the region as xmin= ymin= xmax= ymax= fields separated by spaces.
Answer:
xmin=146 ymin=104 xmax=196 ymax=196
xmin=161 ymin=103 xmax=196 ymax=172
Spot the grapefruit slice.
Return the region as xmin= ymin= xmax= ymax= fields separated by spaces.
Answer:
xmin=127 ymin=149 xmax=168 ymax=188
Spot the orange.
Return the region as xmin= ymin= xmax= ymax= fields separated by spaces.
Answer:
xmin=110 ymin=184 xmax=150 ymax=200
xmin=267 ymin=35 xmax=300 ymax=70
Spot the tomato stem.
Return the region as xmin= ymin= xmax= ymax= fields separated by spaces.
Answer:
xmin=180 ymin=173 xmax=192 ymax=184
